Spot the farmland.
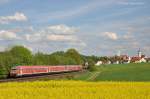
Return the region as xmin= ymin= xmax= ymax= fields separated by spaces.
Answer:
xmin=0 ymin=63 xmax=150 ymax=99
xmin=74 ymin=63 xmax=150 ymax=81
xmin=0 ymin=80 xmax=150 ymax=99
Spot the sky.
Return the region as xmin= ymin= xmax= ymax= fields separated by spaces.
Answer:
xmin=0 ymin=0 xmax=150 ymax=56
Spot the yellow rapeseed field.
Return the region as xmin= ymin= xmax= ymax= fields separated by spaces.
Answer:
xmin=0 ymin=80 xmax=150 ymax=99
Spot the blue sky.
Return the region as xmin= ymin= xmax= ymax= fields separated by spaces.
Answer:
xmin=0 ymin=0 xmax=150 ymax=56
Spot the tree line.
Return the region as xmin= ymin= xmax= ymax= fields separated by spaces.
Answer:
xmin=0 ymin=46 xmax=99 ymax=78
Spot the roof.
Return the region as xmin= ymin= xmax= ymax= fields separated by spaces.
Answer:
xmin=120 ymin=55 xmax=130 ymax=60
xmin=131 ymin=57 xmax=141 ymax=62
xmin=14 ymin=65 xmax=82 ymax=69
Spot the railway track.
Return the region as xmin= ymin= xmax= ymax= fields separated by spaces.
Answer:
xmin=0 ymin=70 xmax=86 ymax=83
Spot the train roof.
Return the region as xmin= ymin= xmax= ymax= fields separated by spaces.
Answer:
xmin=13 ymin=65 xmax=82 ymax=69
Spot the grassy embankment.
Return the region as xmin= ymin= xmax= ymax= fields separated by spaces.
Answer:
xmin=74 ymin=63 xmax=150 ymax=81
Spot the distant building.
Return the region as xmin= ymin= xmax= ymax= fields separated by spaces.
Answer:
xmin=113 ymin=61 xmax=119 ymax=64
xmin=138 ymin=48 xmax=142 ymax=57
xmin=131 ymin=56 xmax=146 ymax=63
xmin=97 ymin=48 xmax=149 ymax=65
xmin=95 ymin=61 xmax=103 ymax=66
xmin=114 ymin=48 xmax=149 ymax=64
xmin=120 ymin=55 xmax=131 ymax=63
xmin=145 ymin=58 xmax=150 ymax=63
xmin=107 ymin=61 xmax=111 ymax=64
xmin=130 ymin=49 xmax=146 ymax=63
xmin=95 ymin=60 xmax=111 ymax=66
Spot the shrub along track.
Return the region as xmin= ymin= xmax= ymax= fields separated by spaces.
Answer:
xmin=0 ymin=70 xmax=86 ymax=83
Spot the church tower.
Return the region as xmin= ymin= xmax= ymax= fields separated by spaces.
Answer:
xmin=138 ymin=48 xmax=142 ymax=57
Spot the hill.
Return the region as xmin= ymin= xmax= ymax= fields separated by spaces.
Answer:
xmin=74 ymin=63 xmax=150 ymax=81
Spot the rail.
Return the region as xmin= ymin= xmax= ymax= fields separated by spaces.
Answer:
xmin=0 ymin=70 xmax=86 ymax=83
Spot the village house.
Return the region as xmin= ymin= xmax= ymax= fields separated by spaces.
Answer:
xmin=130 ymin=49 xmax=146 ymax=63
xmin=120 ymin=55 xmax=131 ymax=64
xmin=95 ymin=49 xmax=149 ymax=65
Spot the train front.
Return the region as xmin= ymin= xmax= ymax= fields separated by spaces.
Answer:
xmin=9 ymin=67 xmax=18 ymax=77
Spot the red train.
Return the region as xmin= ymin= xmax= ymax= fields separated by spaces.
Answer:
xmin=10 ymin=65 xmax=83 ymax=77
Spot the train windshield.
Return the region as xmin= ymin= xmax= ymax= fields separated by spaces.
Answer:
xmin=11 ymin=67 xmax=17 ymax=70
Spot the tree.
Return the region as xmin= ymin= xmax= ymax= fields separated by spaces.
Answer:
xmin=0 ymin=51 xmax=18 ymax=76
xmin=32 ymin=52 xmax=48 ymax=65
xmin=86 ymin=58 xmax=97 ymax=71
xmin=109 ymin=56 xmax=121 ymax=63
xmin=50 ymin=51 xmax=77 ymax=65
xmin=65 ymin=48 xmax=83 ymax=65
xmin=99 ymin=56 xmax=110 ymax=64
xmin=9 ymin=46 xmax=32 ymax=65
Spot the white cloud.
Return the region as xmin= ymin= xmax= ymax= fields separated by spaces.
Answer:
xmin=0 ymin=30 xmax=18 ymax=40
xmin=24 ymin=32 xmax=78 ymax=42
xmin=79 ymin=42 xmax=87 ymax=47
xmin=0 ymin=12 xmax=27 ymax=24
xmin=68 ymin=41 xmax=87 ymax=47
xmin=22 ymin=24 xmax=86 ymax=50
xmin=48 ymin=24 xmax=78 ymax=34
xmin=24 ymin=24 xmax=79 ymax=42
xmin=122 ymin=32 xmax=133 ymax=39
xmin=103 ymin=32 xmax=118 ymax=40
xmin=24 ymin=34 xmax=30 ymax=41
xmin=24 ymin=33 xmax=42 ymax=42
xmin=47 ymin=34 xmax=78 ymax=41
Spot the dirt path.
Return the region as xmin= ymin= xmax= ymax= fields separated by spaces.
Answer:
xmin=87 ymin=71 xmax=101 ymax=81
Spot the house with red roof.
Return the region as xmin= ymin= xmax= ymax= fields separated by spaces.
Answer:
xmin=130 ymin=49 xmax=146 ymax=63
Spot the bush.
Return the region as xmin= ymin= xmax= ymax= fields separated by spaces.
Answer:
xmin=87 ymin=59 xmax=97 ymax=71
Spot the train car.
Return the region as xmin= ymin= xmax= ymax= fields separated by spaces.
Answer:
xmin=9 ymin=65 xmax=82 ymax=77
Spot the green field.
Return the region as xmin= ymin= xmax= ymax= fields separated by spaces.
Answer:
xmin=74 ymin=63 xmax=150 ymax=81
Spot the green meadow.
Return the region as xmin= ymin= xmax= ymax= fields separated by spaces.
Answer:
xmin=75 ymin=63 xmax=150 ymax=81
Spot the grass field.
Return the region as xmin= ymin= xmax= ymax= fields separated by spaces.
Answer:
xmin=74 ymin=63 xmax=150 ymax=81
xmin=0 ymin=80 xmax=150 ymax=99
